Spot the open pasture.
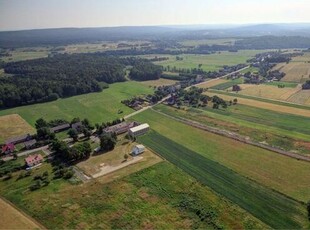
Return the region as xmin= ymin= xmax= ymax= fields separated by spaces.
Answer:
xmin=139 ymin=131 xmax=308 ymax=229
xmin=236 ymin=84 xmax=300 ymax=101
xmin=138 ymin=78 xmax=178 ymax=87
xmin=197 ymin=78 xmax=228 ymax=88
xmin=0 ymin=82 xmax=153 ymax=127
xmin=0 ymin=48 xmax=49 ymax=63
xmin=204 ymin=90 xmax=310 ymax=117
xmin=155 ymin=50 xmax=267 ymax=72
xmin=133 ymin=109 xmax=310 ymax=202
xmin=0 ymin=114 xmax=35 ymax=143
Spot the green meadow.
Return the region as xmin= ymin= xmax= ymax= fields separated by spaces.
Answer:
xmin=154 ymin=50 xmax=268 ymax=72
xmin=0 ymin=82 xmax=153 ymax=126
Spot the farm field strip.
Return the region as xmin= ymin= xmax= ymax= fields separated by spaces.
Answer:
xmin=205 ymin=90 xmax=310 ymax=117
xmin=139 ymin=131 xmax=308 ymax=229
xmin=154 ymin=104 xmax=310 ymax=151
xmin=132 ymin=110 xmax=310 ymax=202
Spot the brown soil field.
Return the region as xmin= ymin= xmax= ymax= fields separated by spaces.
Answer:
xmin=204 ymin=91 xmax=310 ymax=117
xmin=0 ymin=197 xmax=44 ymax=229
xmin=287 ymin=90 xmax=310 ymax=105
xmin=237 ymin=84 xmax=301 ymax=101
xmin=0 ymin=114 xmax=35 ymax=143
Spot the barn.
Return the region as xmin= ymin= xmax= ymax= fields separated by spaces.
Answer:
xmin=128 ymin=123 xmax=150 ymax=137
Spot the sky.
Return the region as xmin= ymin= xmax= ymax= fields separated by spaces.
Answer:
xmin=1 ymin=0 xmax=310 ymax=31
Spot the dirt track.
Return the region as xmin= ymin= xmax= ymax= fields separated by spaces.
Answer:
xmin=0 ymin=197 xmax=45 ymax=229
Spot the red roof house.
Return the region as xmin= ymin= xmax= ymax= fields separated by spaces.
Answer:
xmin=25 ymin=154 xmax=44 ymax=167
xmin=1 ymin=143 xmax=15 ymax=154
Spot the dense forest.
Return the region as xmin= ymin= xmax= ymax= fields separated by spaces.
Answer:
xmin=0 ymin=54 xmax=163 ymax=108
xmin=0 ymin=54 xmax=126 ymax=108
xmin=129 ymin=60 xmax=163 ymax=81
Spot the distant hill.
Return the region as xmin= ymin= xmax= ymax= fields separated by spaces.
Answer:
xmin=1 ymin=23 xmax=310 ymax=48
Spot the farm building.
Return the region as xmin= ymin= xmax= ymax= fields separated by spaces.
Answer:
xmin=50 ymin=123 xmax=70 ymax=133
xmin=1 ymin=143 xmax=15 ymax=154
xmin=128 ymin=123 xmax=150 ymax=137
xmin=5 ymin=134 xmax=32 ymax=145
xmin=71 ymin=122 xmax=83 ymax=132
xmin=103 ymin=121 xmax=139 ymax=135
xmin=23 ymin=139 xmax=37 ymax=150
xmin=25 ymin=154 xmax=43 ymax=167
xmin=132 ymin=144 xmax=145 ymax=155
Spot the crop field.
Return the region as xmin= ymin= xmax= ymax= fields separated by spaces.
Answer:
xmin=154 ymin=104 xmax=310 ymax=153
xmin=139 ymin=131 xmax=308 ymax=229
xmin=0 ymin=82 xmax=153 ymax=127
xmin=204 ymin=90 xmax=310 ymax=117
xmin=133 ymin=109 xmax=310 ymax=202
xmin=179 ymin=38 xmax=239 ymax=47
xmin=273 ymin=53 xmax=310 ymax=83
xmin=263 ymin=81 xmax=298 ymax=88
xmin=0 ymin=160 xmax=267 ymax=229
xmin=155 ymin=50 xmax=267 ymax=72
xmin=0 ymin=114 xmax=35 ymax=143
xmin=236 ymin=84 xmax=301 ymax=101
xmin=0 ymin=198 xmax=43 ymax=229
xmin=287 ymin=90 xmax=310 ymax=105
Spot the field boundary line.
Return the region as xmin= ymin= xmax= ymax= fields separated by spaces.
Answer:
xmin=0 ymin=196 xmax=46 ymax=229
xmin=151 ymin=107 xmax=310 ymax=163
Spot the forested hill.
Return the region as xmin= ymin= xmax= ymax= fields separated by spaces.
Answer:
xmin=1 ymin=54 xmax=127 ymax=108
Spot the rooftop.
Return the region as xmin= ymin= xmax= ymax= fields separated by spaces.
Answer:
xmin=129 ymin=123 xmax=150 ymax=133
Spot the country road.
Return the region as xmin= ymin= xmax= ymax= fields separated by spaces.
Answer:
xmin=124 ymin=66 xmax=250 ymax=119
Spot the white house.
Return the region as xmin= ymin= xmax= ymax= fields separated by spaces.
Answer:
xmin=128 ymin=123 xmax=150 ymax=137
xmin=132 ymin=144 xmax=145 ymax=155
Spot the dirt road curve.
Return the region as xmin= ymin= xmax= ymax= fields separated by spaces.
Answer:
xmin=0 ymin=197 xmax=45 ymax=229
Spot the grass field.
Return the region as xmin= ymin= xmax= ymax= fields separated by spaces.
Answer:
xmin=137 ymin=78 xmax=178 ymax=87
xmin=197 ymin=79 xmax=228 ymax=88
xmin=139 ymin=131 xmax=308 ymax=229
xmin=273 ymin=53 xmax=310 ymax=83
xmin=0 ymin=82 xmax=153 ymax=127
xmin=179 ymin=38 xmax=239 ymax=47
xmin=263 ymin=81 xmax=298 ymax=88
xmin=236 ymin=84 xmax=301 ymax=101
xmin=205 ymin=90 xmax=310 ymax=117
xmin=0 ymin=49 xmax=49 ymax=63
xmin=210 ymin=78 xmax=244 ymax=90
xmin=288 ymin=90 xmax=310 ymax=105
xmin=132 ymin=109 xmax=310 ymax=202
xmin=0 ymin=198 xmax=43 ymax=229
xmin=0 ymin=114 xmax=35 ymax=143
xmin=155 ymin=50 xmax=267 ymax=72
xmin=0 ymin=161 xmax=267 ymax=229
xmin=154 ymin=104 xmax=310 ymax=153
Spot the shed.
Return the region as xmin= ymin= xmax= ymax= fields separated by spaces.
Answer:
xmin=132 ymin=144 xmax=145 ymax=155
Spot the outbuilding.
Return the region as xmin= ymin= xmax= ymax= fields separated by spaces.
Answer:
xmin=128 ymin=123 xmax=150 ymax=137
xmin=132 ymin=144 xmax=145 ymax=155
